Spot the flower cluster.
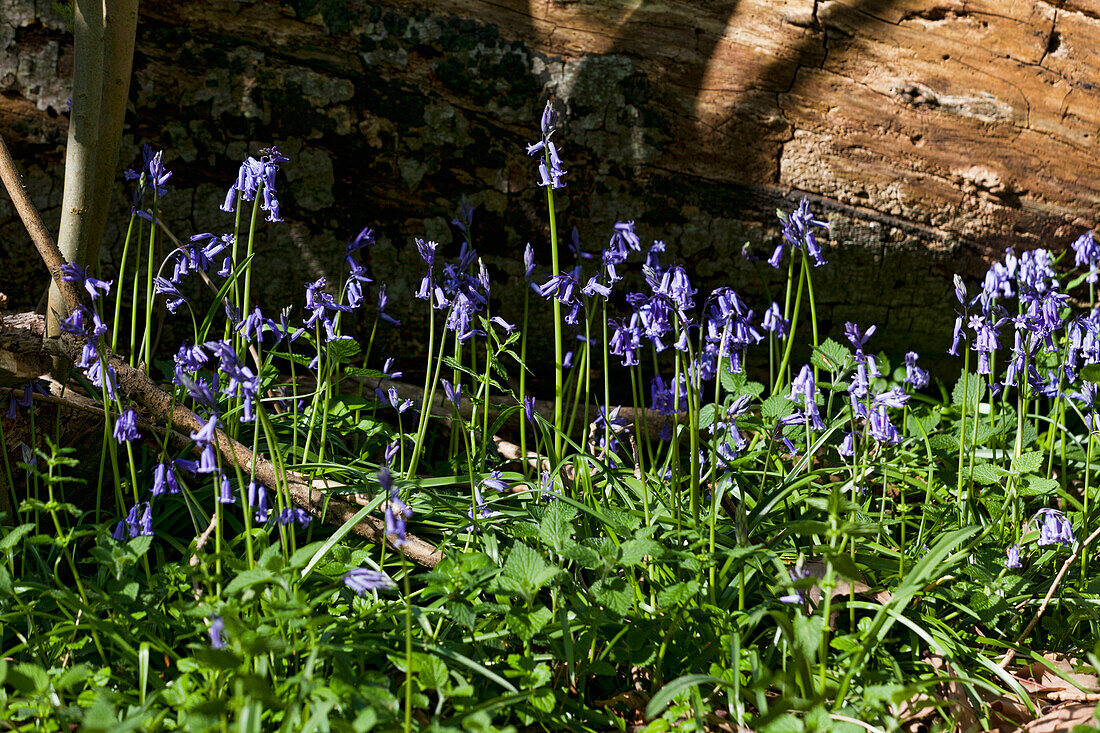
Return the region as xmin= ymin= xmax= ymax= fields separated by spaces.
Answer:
xmin=220 ymin=146 xmax=289 ymax=222
xmin=526 ymin=101 xmax=566 ymax=190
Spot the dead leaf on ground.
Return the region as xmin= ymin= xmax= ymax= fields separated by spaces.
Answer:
xmin=1020 ymin=701 xmax=1097 ymax=732
xmin=1018 ymin=654 xmax=1100 ymax=703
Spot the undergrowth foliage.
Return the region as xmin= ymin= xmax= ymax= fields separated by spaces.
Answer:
xmin=4 ymin=101 xmax=1100 ymax=732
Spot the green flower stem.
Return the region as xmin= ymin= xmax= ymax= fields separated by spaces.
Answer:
xmin=111 ymin=210 xmax=139 ymax=352
xmin=774 ymin=254 xmax=807 ymax=395
xmin=519 ymin=289 xmax=530 ymax=479
xmin=544 ymin=180 xmax=564 ymax=462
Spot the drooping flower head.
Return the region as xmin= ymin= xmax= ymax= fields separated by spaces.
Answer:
xmin=1033 ymin=508 xmax=1074 ymax=547
xmin=525 ymin=100 xmax=567 ymax=189
xmin=770 ymin=198 xmax=829 ymax=268
xmin=343 ymin=568 xmax=396 ymax=594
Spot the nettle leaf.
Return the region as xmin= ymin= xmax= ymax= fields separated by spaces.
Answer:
xmin=794 ymin=613 xmax=825 ymax=663
xmin=698 ymin=404 xmax=717 ymax=430
xmin=325 ymin=337 xmax=362 ymax=363
xmin=562 ymin=542 xmax=602 ymax=569
xmin=812 ymin=338 xmax=852 ymax=374
xmin=657 ymin=580 xmax=700 ymax=610
xmin=505 ymin=605 xmax=553 ymax=643
xmin=762 ymin=394 xmax=794 ymax=423
xmin=720 ymin=369 xmax=765 ymax=398
xmin=1010 ymin=451 xmax=1045 ymax=475
xmin=590 ymin=577 xmax=633 ymax=617
xmin=538 ymin=500 xmax=577 ymax=554
xmin=951 ymin=370 xmax=984 ymax=411
xmin=970 ymin=463 xmax=1007 ymax=486
xmin=1022 ymin=476 xmax=1060 ymax=496
xmin=619 ymin=538 xmax=662 ymax=567
xmin=502 ymin=542 xmax=560 ymax=595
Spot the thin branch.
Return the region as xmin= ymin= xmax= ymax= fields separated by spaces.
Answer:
xmin=0 ymin=135 xmax=82 ymax=317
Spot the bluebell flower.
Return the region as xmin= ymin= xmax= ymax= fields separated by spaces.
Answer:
xmin=377 ymin=285 xmax=400 ymax=326
xmin=524 ymin=243 xmax=536 ymax=279
xmin=1005 ymin=543 xmax=1022 ymax=569
xmin=384 ymin=483 xmax=413 ymax=548
xmin=762 ymin=302 xmax=788 ymax=337
xmin=481 ymin=470 xmax=509 ymax=493
xmin=441 ymin=379 xmax=462 ymax=410
xmin=153 ymin=277 xmax=187 ymax=314
xmin=60 ymin=262 xmax=111 ymax=301
xmin=384 ymin=439 xmax=400 ymax=466
xmin=770 ymin=198 xmax=829 ymax=268
xmin=779 ymin=562 xmax=810 ymax=604
xmin=378 ymin=386 xmax=413 ymax=414
xmin=788 ymin=365 xmax=824 ymax=430
xmin=208 ymin=616 xmax=226 ymax=649
xmin=904 ymin=352 xmax=929 ymax=389
xmin=343 ymin=568 xmax=395 ymax=594
xmin=218 ymin=474 xmax=235 ymax=504
xmin=19 ymin=442 xmax=35 ymax=468
xmin=1073 ymin=231 xmax=1100 ymax=284
xmin=539 ymin=268 xmax=583 ymax=324
xmin=1034 ymin=508 xmax=1074 ymax=547
xmin=151 ymin=461 xmax=181 ymax=497
xmin=277 ymin=507 xmax=312 ymax=527
xmin=247 ymin=480 xmax=269 ymax=523
xmin=221 ymin=146 xmax=288 ymax=222
xmin=347 ymin=225 xmax=375 ymax=254
xmin=869 ymin=405 xmax=901 ymax=444
xmin=523 ymin=395 xmax=536 ymax=425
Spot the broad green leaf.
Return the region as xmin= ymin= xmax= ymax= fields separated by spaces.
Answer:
xmin=951 ymin=370 xmax=984 ymax=411
xmin=762 ymin=394 xmax=794 ymax=423
xmin=538 ymin=500 xmax=577 ymax=554
xmin=1010 ymin=451 xmax=1045 ymax=475
xmin=591 ymin=576 xmax=632 ymax=617
xmin=698 ymin=403 xmax=717 ymax=430
xmin=657 ymin=580 xmax=700 ymax=610
xmin=505 ymin=606 xmax=553 ymax=643
xmin=502 ymin=542 xmax=559 ymax=595
xmin=618 ymin=537 xmax=662 ymax=567
xmin=0 ymin=524 xmax=35 ymax=552
xmin=812 ymin=338 xmax=852 ymax=374
xmin=970 ymin=463 xmax=1006 ymax=486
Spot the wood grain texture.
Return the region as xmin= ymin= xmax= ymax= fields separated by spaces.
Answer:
xmin=1 ymin=0 xmax=1098 ymax=372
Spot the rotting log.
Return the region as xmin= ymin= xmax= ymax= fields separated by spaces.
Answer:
xmin=1 ymin=0 xmax=1098 ymax=377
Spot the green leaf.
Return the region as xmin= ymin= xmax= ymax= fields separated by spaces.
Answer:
xmin=0 ymin=524 xmax=35 ymax=552
xmin=590 ymin=577 xmax=632 ymax=617
xmin=793 ymin=613 xmax=825 ymax=663
xmin=1081 ymin=363 xmax=1100 ymax=383
xmin=762 ymin=394 xmax=793 ymax=423
xmin=619 ymin=537 xmax=662 ymax=567
xmin=504 ymin=606 xmax=553 ymax=643
xmin=325 ymin=337 xmax=361 ymax=363
xmin=538 ymin=501 xmax=577 ymax=554
xmin=657 ymin=580 xmax=700 ymax=610
xmin=812 ymin=338 xmax=852 ymax=374
xmin=720 ymin=370 xmax=764 ymax=398
xmin=970 ymin=463 xmax=1007 ymax=486
xmin=951 ymin=370 xmax=984 ymax=411
xmin=225 ymin=568 xmax=275 ymax=597
xmin=1010 ymin=451 xmax=1045 ymax=475
xmin=502 ymin=542 xmax=559 ymax=596
xmin=646 ymin=674 xmax=735 ymax=719
xmin=698 ymin=404 xmax=717 ymax=430
xmin=1023 ymin=476 xmax=1060 ymax=496
xmin=562 ymin=542 xmax=602 ymax=569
